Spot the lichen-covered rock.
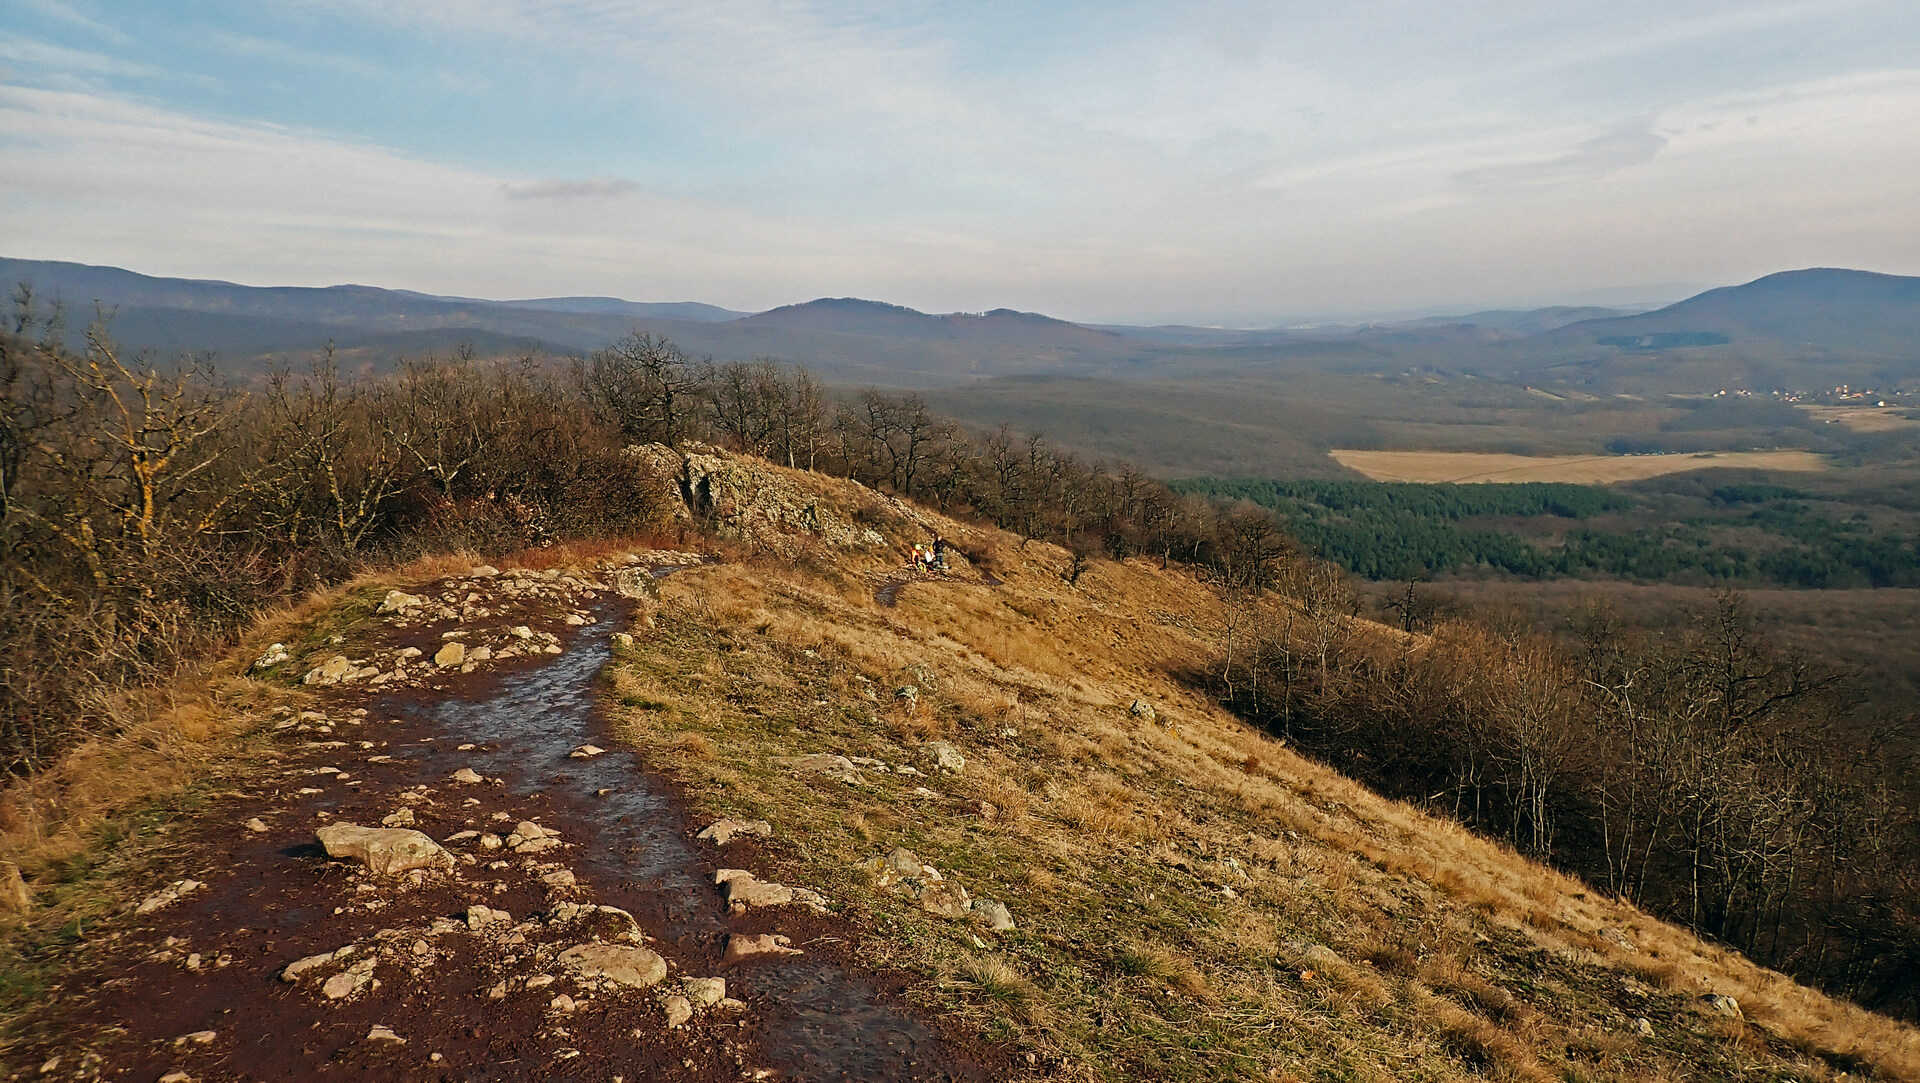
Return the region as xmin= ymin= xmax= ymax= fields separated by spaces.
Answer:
xmin=377 ymin=590 xmax=423 ymax=614
xmin=627 ymin=442 xmax=912 ymax=554
xmin=922 ymin=740 xmax=965 ymax=774
xmin=789 ymin=753 xmax=863 ymax=785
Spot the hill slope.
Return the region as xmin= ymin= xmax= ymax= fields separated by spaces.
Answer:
xmin=4 ymin=446 xmax=1914 ymax=1081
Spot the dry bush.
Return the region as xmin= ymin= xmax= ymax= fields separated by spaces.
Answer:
xmin=942 ymin=955 xmax=1049 ymax=1024
xmin=1114 ymin=940 xmax=1210 ymax=999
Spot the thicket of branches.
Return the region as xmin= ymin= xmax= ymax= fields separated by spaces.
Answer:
xmin=1 ymin=321 xmax=1290 ymax=775
xmin=2 ymin=310 xmax=668 ymax=774
xmin=1207 ymin=576 xmax=1920 ymax=1019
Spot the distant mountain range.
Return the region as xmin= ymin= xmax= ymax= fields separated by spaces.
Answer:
xmin=5 ymin=258 xmax=1918 ymax=392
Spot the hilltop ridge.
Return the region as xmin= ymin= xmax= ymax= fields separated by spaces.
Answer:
xmin=4 ymin=444 xmax=1915 ymax=1081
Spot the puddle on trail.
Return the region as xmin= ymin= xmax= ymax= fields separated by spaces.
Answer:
xmin=395 ymin=575 xmax=980 ymax=1082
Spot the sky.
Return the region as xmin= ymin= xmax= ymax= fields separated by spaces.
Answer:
xmin=2 ymin=0 xmax=1918 ymax=324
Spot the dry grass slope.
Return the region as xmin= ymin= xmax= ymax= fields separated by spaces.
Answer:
xmin=594 ymin=450 xmax=1918 ymax=1081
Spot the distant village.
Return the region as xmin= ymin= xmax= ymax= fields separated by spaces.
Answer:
xmin=1710 ymin=384 xmax=1913 ymax=407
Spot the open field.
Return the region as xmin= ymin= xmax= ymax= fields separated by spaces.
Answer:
xmin=1329 ymin=448 xmax=1831 ymax=483
xmin=1799 ymin=404 xmax=1920 ymax=432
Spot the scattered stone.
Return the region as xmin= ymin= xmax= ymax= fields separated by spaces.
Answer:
xmin=1128 ymin=698 xmax=1156 ymax=722
xmin=321 ymin=957 xmax=376 ymax=1000
xmin=789 ymin=753 xmax=863 ymax=785
xmin=1632 ymin=1016 xmax=1656 ymax=1037
xmin=280 ymin=946 xmax=355 ymax=983
xmin=1701 ymin=993 xmax=1743 ymax=1019
xmin=158 ymin=1073 xmax=191 ymax=1083
xmin=380 ymin=808 xmax=417 ymax=828
xmin=510 ymin=626 xmax=534 ymax=639
xmin=250 ymin=643 xmax=291 ymax=670
xmin=316 ymin=824 xmax=453 ymax=877
xmin=172 ymin=1030 xmax=216 ymax=1047
xmin=136 ymin=880 xmax=206 ymax=915
xmin=366 ymin=1024 xmax=405 ymax=1044
xmin=682 ymin=977 xmax=726 ymax=1007
xmin=611 ymin=632 xmax=636 ymax=650
xmin=451 ymin=767 xmax=485 ymax=784
xmin=695 ymin=819 xmax=772 ymax=845
xmin=550 ymin=994 xmax=577 ymax=1013
xmin=434 ymin=642 xmax=466 ymax=668
xmin=722 ymin=933 xmax=802 ymax=965
xmin=569 ymin=744 xmax=606 ymax=759
xmin=663 ymin=995 xmax=693 ymax=1027
xmin=468 ymin=645 xmax=493 ymax=663
xmin=922 ymin=740 xmax=966 ymax=774
xmin=244 ymin=818 xmax=269 ymax=834
xmin=715 ymin=869 xmax=794 ymax=910
xmin=469 ymin=565 xmax=500 ymax=577
xmin=507 ymin=821 xmax=562 ymax=853
xmin=541 ymin=869 xmax=578 ymax=889
xmin=918 ymin=881 xmax=972 ymax=920
xmin=303 ymin=656 xmax=353 ymax=686
xmin=377 ymin=590 xmax=424 ymax=614
xmin=969 ymin=898 xmax=1016 ymax=932
xmin=557 ymin=943 xmax=667 ymax=988
xmin=466 ymin=904 xmax=511 ymax=930
xmin=1287 ymin=941 xmax=1345 ymax=970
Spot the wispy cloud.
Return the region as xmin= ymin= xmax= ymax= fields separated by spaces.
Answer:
xmin=0 ymin=37 xmax=172 ymax=82
xmin=1454 ymin=120 xmax=1670 ymax=193
xmin=501 ymin=177 xmax=640 ymax=201
xmin=12 ymin=0 xmax=129 ymax=45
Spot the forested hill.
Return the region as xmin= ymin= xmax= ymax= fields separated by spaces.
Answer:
xmin=1174 ymin=476 xmax=1920 ymax=587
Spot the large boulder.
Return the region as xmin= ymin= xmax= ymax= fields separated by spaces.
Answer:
xmin=315 ymin=824 xmax=453 ymax=877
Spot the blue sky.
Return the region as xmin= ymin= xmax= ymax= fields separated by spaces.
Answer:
xmin=3 ymin=0 xmax=1917 ymax=323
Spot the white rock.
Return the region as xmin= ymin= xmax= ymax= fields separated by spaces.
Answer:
xmin=316 ymin=824 xmax=452 ymax=877
xmin=136 ymin=880 xmax=206 ymax=915
xmin=377 ymin=590 xmax=424 ymax=614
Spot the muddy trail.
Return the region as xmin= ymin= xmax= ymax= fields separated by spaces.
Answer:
xmin=6 ymin=559 xmax=1000 ymax=1083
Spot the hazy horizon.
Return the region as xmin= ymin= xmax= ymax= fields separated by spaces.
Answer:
xmin=4 ymin=1 xmax=1917 ymax=324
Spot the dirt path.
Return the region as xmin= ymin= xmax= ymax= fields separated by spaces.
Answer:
xmin=873 ymin=565 xmax=1002 ymax=608
xmin=6 ymin=561 xmax=998 ymax=1082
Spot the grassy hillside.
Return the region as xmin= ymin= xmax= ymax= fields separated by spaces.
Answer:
xmin=586 ymin=453 xmax=1920 ymax=1080
xmin=5 ymin=448 xmax=1918 ymax=1079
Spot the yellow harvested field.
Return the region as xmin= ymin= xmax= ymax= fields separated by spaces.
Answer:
xmin=1330 ymin=448 xmax=1830 ymax=484
xmin=1800 ymin=404 xmax=1920 ymax=432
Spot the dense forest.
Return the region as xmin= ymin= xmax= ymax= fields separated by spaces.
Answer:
xmin=1174 ymin=477 xmax=1920 ymax=587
